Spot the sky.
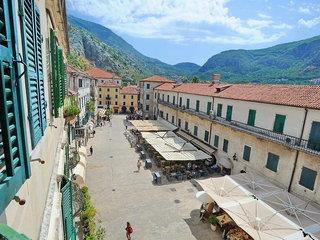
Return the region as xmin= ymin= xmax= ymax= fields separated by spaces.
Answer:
xmin=66 ymin=0 xmax=320 ymax=65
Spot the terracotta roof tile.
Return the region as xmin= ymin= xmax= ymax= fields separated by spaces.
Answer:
xmin=216 ymin=84 xmax=320 ymax=109
xmin=155 ymin=83 xmax=231 ymax=97
xmin=86 ymin=67 xmax=120 ymax=79
xmin=120 ymin=85 xmax=139 ymax=95
xmin=140 ymin=75 xmax=175 ymax=83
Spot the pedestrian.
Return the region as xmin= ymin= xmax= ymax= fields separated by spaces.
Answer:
xmin=137 ymin=160 xmax=142 ymax=171
xmin=125 ymin=125 xmax=128 ymax=130
xmin=92 ymin=130 xmax=96 ymax=137
xmin=89 ymin=146 xmax=93 ymax=156
xmin=125 ymin=222 xmax=133 ymax=240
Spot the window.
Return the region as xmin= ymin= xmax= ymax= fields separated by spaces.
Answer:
xmin=207 ymin=102 xmax=212 ymax=115
xmin=299 ymin=167 xmax=317 ymax=190
xmin=223 ymin=139 xmax=229 ymax=152
xmin=131 ymin=95 xmax=133 ymax=100
xmin=214 ymin=135 xmax=219 ymax=148
xmin=79 ymin=79 xmax=83 ymax=87
xmin=166 ymin=113 xmax=168 ymax=120
xmin=194 ymin=126 xmax=198 ymax=136
xmin=186 ymin=99 xmax=190 ymax=109
xmin=160 ymin=111 xmax=163 ymax=117
xmin=171 ymin=116 xmax=175 ymax=124
xmin=146 ymin=105 xmax=149 ymax=111
xmin=204 ymin=131 xmax=209 ymax=142
xmin=266 ymin=153 xmax=279 ymax=172
xmin=106 ymin=101 xmax=108 ymax=105
xmin=123 ymin=95 xmax=126 ymax=99
xmin=173 ymin=96 xmax=176 ymax=105
xmin=115 ymin=95 xmax=118 ymax=99
xmin=146 ymin=94 xmax=150 ymax=100
xmin=179 ymin=97 xmax=182 ymax=107
xmin=273 ymin=114 xmax=286 ymax=133
xmin=99 ymin=101 xmax=102 ymax=104
xmin=99 ymin=94 xmax=102 ymax=98
xmin=107 ymin=88 xmax=110 ymax=92
xmin=157 ymin=93 xmax=160 ymax=99
xmin=243 ymin=145 xmax=251 ymax=161
xmin=217 ymin=104 xmax=223 ymax=117
xmin=146 ymin=83 xmax=150 ymax=89
xmin=185 ymin=121 xmax=189 ymax=131
xmin=226 ymin=105 xmax=233 ymax=121
xmin=196 ymin=100 xmax=200 ymax=112
xmin=307 ymin=121 xmax=320 ymax=151
xmin=162 ymin=94 xmax=164 ymax=101
xmin=115 ymin=88 xmax=118 ymax=92
xmin=131 ymin=102 xmax=133 ymax=106
xmin=115 ymin=101 xmax=118 ymax=105
xmin=99 ymin=88 xmax=101 ymax=91
xmin=154 ymin=93 xmax=157 ymax=99
xmin=178 ymin=118 xmax=181 ymax=127
xmin=167 ymin=95 xmax=169 ymax=102
xmin=123 ymin=102 xmax=126 ymax=106
xmin=247 ymin=109 xmax=256 ymax=126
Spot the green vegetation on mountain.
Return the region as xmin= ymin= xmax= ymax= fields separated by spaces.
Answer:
xmin=67 ymin=51 xmax=91 ymax=71
xmin=68 ymin=15 xmax=320 ymax=84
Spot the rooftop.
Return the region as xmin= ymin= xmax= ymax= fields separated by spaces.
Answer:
xmin=86 ymin=67 xmax=121 ymax=79
xmin=120 ymin=85 xmax=139 ymax=95
xmin=140 ymin=75 xmax=175 ymax=83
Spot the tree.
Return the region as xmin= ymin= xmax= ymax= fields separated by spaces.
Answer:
xmin=85 ymin=100 xmax=95 ymax=115
xmin=192 ymin=76 xmax=199 ymax=83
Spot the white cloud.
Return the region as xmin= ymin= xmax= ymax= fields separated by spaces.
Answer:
xmin=67 ymin=0 xmax=286 ymax=45
xmin=257 ymin=13 xmax=272 ymax=19
xmin=298 ymin=17 xmax=320 ymax=28
xmin=298 ymin=6 xmax=311 ymax=14
xmin=273 ymin=23 xmax=293 ymax=30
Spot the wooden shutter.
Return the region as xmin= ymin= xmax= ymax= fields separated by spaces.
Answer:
xmin=196 ymin=100 xmax=200 ymax=112
xmin=204 ymin=131 xmax=209 ymax=142
xmin=23 ymin=0 xmax=46 ymax=147
xmin=207 ymin=102 xmax=212 ymax=115
xmin=217 ymin=104 xmax=222 ymax=117
xmin=299 ymin=167 xmax=317 ymax=191
xmin=226 ymin=105 xmax=233 ymax=121
xmin=307 ymin=121 xmax=320 ymax=151
xmin=214 ymin=135 xmax=219 ymax=148
xmin=247 ymin=109 xmax=256 ymax=126
xmin=243 ymin=145 xmax=251 ymax=161
xmin=61 ymin=180 xmax=76 ymax=240
xmin=273 ymin=114 xmax=286 ymax=133
xmin=223 ymin=139 xmax=229 ymax=152
xmin=266 ymin=153 xmax=279 ymax=172
xmin=0 ymin=0 xmax=29 ymax=214
xmin=186 ymin=99 xmax=190 ymax=109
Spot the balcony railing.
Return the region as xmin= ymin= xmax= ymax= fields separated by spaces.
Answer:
xmin=157 ymin=99 xmax=320 ymax=156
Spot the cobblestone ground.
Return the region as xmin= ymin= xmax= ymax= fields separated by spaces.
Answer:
xmin=86 ymin=115 xmax=221 ymax=240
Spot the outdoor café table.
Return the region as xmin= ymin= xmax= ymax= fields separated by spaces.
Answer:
xmin=217 ymin=214 xmax=233 ymax=227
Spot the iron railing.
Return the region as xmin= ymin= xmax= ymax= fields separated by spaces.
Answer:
xmin=157 ymin=99 xmax=320 ymax=156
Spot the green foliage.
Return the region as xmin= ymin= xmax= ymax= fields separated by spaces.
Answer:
xmin=105 ymin=108 xmax=113 ymax=118
xmin=63 ymin=96 xmax=80 ymax=118
xmin=86 ymin=100 xmax=95 ymax=114
xmin=192 ymin=76 xmax=199 ymax=83
xmin=81 ymin=187 xmax=106 ymax=240
xmin=208 ymin=215 xmax=219 ymax=225
xmin=67 ymin=50 xmax=91 ymax=71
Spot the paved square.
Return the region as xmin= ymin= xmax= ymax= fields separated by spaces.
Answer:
xmin=86 ymin=115 xmax=221 ymax=240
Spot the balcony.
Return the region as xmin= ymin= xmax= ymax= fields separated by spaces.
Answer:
xmin=157 ymin=99 xmax=320 ymax=156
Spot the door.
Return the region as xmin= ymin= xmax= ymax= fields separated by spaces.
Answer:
xmin=226 ymin=105 xmax=233 ymax=121
xmin=308 ymin=121 xmax=320 ymax=151
xmin=247 ymin=109 xmax=256 ymax=126
xmin=273 ymin=114 xmax=286 ymax=133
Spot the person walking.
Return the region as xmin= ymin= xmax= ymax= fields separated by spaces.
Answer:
xmin=92 ymin=130 xmax=96 ymax=137
xmin=137 ymin=160 xmax=142 ymax=172
xmin=125 ymin=222 xmax=133 ymax=240
xmin=89 ymin=146 xmax=93 ymax=156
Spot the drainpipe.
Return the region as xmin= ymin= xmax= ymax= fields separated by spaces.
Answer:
xmin=176 ymin=92 xmax=179 ymax=126
xmin=208 ymin=96 xmax=215 ymax=145
xmin=288 ymin=108 xmax=308 ymax=192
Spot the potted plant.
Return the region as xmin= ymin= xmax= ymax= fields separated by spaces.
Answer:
xmin=64 ymin=96 xmax=80 ymax=123
xmin=208 ymin=215 xmax=219 ymax=231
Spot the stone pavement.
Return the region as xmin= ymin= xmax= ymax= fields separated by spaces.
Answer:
xmin=86 ymin=115 xmax=221 ymax=240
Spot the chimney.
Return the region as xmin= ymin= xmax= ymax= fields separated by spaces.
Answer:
xmin=212 ymin=74 xmax=220 ymax=84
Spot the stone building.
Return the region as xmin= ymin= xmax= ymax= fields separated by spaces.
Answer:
xmin=86 ymin=67 xmax=122 ymax=86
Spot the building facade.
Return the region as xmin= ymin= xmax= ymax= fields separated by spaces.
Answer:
xmin=0 ymin=0 xmax=73 ymax=239
xmin=97 ymin=83 xmax=139 ymax=113
xmin=139 ymin=75 xmax=175 ymax=119
xmin=86 ymin=67 xmax=122 ymax=86
xmin=154 ymin=79 xmax=320 ymax=204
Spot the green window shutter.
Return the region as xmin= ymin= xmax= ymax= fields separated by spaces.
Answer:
xmin=299 ymin=167 xmax=317 ymax=191
xmin=173 ymin=96 xmax=175 ymax=105
xmin=247 ymin=109 xmax=256 ymax=126
xmin=0 ymin=0 xmax=29 ymax=214
xmin=207 ymin=102 xmax=212 ymax=115
xmin=196 ymin=100 xmax=200 ymax=112
xmin=179 ymin=97 xmax=182 ymax=107
xmin=307 ymin=121 xmax=320 ymax=151
xmin=204 ymin=131 xmax=209 ymax=142
xmin=266 ymin=152 xmax=279 ymax=172
xmin=185 ymin=121 xmax=188 ymax=131
xmin=223 ymin=139 xmax=229 ymax=152
xmin=217 ymin=103 xmax=222 ymax=117
xmin=243 ymin=145 xmax=251 ymax=161
xmin=167 ymin=95 xmax=169 ymax=102
xmin=178 ymin=118 xmax=181 ymax=127
xmin=186 ymin=99 xmax=190 ymax=109
xmin=214 ymin=135 xmax=219 ymax=148
xmin=50 ymin=29 xmax=59 ymax=117
xmin=273 ymin=114 xmax=286 ymax=133
xmin=193 ymin=126 xmax=198 ymax=136
xmin=61 ymin=180 xmax=76 ymax=240
xmin=226 ymin=105 xmax=233 ymax=121
xmin=22 ymin=1 xmax=46 ymax=148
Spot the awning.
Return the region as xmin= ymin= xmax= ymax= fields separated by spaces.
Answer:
xmin=214 ymin=151 xmax=233 ymax=169
xmin=176 ymin=129 xmax=216 ymax=155
xmin=130 ymin=119 xmax=177 ymax=132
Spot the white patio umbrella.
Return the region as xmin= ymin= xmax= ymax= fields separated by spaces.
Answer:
xmin=197 ymin=176 xmax=253 ymax=208
xmin=196 ymin=191 xmax=214 ymax=203
xmin=224 ymin=199 xmax=308 ymax=240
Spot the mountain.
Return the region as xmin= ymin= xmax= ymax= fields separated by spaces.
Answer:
xmin=198 ymin=35 xmax=320 ymax=84
xmin=68 ymin=16 xmax=196 ymax=81
xmin=174 ymin=62 xmax=201 ymax=74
